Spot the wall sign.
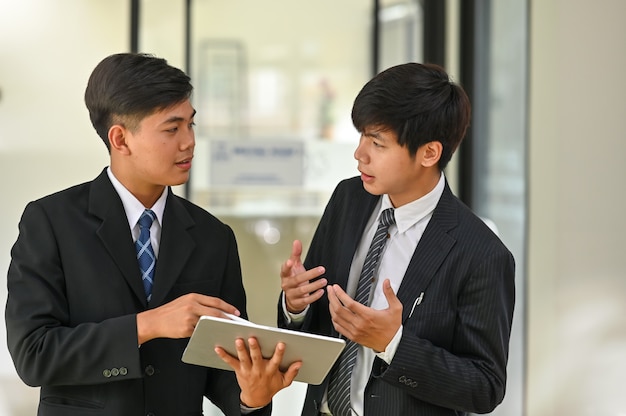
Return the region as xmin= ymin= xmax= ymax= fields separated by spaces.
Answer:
xmin=210 ymin=140 xmax=304 ymax=187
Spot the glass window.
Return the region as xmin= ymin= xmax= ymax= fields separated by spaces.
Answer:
xmin=379 ymin=0 xmax=423 ymax=69
xmin=186 ymin=2 xmax=384 ymax=414
xmin=187 ymin=0 xmax=379 ymax=332
xmin=463 ymin=1 xmax=528 ymax=415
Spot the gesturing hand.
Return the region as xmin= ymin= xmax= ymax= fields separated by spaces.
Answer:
xmin=327 ymin=279 xmax=403 ymax=352
xmin=280 ymin=240 xmax=327 ymax=313
xmin=215 ymin=337 xmax=301 ymax=408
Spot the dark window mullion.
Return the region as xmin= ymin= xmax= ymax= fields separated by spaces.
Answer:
xmin=130 ymin=0 xmax=140 ymax=53
xmin=458 ymin=0 xmax=477 ymax=207
xmin=423 ymin=0 xmax=446 ymax=66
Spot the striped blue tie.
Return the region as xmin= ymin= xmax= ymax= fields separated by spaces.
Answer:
xmin=327 ymin=208 xmax=395 ymax=416
xmin=136 ymin=209 xmax=156 ymax=302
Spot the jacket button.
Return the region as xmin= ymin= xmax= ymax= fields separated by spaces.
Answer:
xmin=145 ymin=365 xmax=155 ymax=376
xmin=111 ymin=368 xmax=120 ymax=376
xmin=103 ymin=369 xmax=111 ymax=378
xmin=119 ymin=367 xmax=128 ymax=376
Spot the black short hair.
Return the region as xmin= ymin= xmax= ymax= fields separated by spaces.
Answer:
xmin=84 ymin=53 xmax=193 ymax=151
xmin=351 ymin=62 xmax=471 ymax=169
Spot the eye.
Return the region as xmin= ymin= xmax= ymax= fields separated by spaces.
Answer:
xmin=188 ymin=121 xmax=196 ymax=129
xmin=371 ymin=138 xmax=384 ymax=148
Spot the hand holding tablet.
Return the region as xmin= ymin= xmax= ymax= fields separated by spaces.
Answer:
xmin=182 ymin=315 xmax=345 ymax=385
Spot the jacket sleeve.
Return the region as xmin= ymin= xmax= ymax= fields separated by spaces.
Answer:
xmin=374 ymin=246 xmax=516 ymax=413
xmin=5 ymin=201 xmax=143 ymax=387
xmin=277 ymin=181 xmax=340 ymax=334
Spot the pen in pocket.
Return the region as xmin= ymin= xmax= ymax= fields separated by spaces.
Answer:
xmin=408 ymin=292 xmax=424 ymax=318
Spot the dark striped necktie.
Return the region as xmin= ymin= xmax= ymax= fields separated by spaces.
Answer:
xmin=326 ymin=207 xmax=395 ymax=416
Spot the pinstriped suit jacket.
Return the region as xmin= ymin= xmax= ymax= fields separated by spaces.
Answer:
xmin=278 ymin=176 xmax=515 ymax=416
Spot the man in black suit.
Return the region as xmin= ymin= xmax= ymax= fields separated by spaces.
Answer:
xmin=5 ymin=53 xmax=299 ymax=416
xmin=279 ymin=63 xmax=515 ymax=415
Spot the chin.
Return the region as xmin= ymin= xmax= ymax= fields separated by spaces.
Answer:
xmin=167 ymin=173 xmax=190 ymax=187
xmin=362 ymin=182 xmax=384 ymax=196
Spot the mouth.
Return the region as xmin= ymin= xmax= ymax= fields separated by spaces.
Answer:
xmin=175 ymin=156 xmax=193 ymax=169
xmin=359 ymin=170 xmax=374 ymax=182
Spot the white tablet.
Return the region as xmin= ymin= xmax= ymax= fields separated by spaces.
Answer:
xmin=181 ymin=315 xmax=345 ymax=385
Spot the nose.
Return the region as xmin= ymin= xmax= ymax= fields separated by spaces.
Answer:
xmin=181 ymin=127 xmax=195 ymax=151
xmin=354 ymin=135 xmax=366 ymax=162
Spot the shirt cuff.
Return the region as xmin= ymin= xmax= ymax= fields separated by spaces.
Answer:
xmin=376 ymin=325 xmax=403 ymax=364
xmin=281 ymin=291 xmax=308 ymax=326
xmin=240 ymin=403 xmax=264 ymax=414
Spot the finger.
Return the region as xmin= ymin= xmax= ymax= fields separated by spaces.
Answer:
xmin=303 ymin=287 xmax=326 ymax=303
xmin=268 ymin=341 xmax=286 ymax=370
xmin=330 ymin=284 xmax=356 ymax=310
xmin=327 ymin=286 xmax=349 ymax=330
xmin=382 ymin=279 xmax=401 ymax=308
xmin=195 ymin=295 xmax=240 ymax=316
xmin=280 ymin=259 xmax=295 ymax=278
xmin=327 ymin=293 xmax=351 ymax=338
xmin=280 ymin=258 xmax=304 ymax=279
xmin=291 ymin=240 xmax=303 ymax=260
xmin=234 ymin=338 xmax=251 ymax=368
xmin=280 ymin=241 xmax=304 ymax=279
xmin=214 ymin=346 xmax=240 ymax=371
xmin=283 ymin=266 xmax=326 ymax=290
xmin=247 ymin=337 xmax=264 ymax=364
xmin=327 ymin=285 xmax=340 ymax=309
xmin=285 ymin=277 xmax=327 ymax=312
xmin=283 ymin=360 xmax=302 ymax=386
xmin=294 ymin=272 xmax=328 ymax=294
xmin=327 ymin=286 xmax=364 ymax=339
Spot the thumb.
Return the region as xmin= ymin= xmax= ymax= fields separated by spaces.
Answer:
xmin=382 ymin=279 xmax=401 ymax=308
xmin=292 ymin=240 xmax=303 ymax=259
xmin=283 ymin=361 xmax=302 ymax=386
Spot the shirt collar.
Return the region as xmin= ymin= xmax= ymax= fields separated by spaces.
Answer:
xmin=106 ymin=167 xmax=167 ymax=229
xmin=381 ymin=172 xmax=445 ymax=234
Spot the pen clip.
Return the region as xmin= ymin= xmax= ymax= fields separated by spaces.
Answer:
xmin=408 ymin=292 xmax=424 ymax=318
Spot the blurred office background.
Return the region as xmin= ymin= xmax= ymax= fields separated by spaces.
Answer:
xmin=0 ymin=0 xmax=624 ymax=415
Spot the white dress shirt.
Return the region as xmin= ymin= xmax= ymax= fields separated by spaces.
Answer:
xmin=106 ymin=167 xmax=167 ymax=254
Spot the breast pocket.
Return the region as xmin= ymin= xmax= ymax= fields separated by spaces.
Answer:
xmin=403 ymin=302 xmax=456 ymax=348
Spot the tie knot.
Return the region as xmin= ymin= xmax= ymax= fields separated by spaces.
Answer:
xmin=138 ymin=210 xmax=156 ymax=229
xmin=379 ymin=208 xmax=395 ymax=227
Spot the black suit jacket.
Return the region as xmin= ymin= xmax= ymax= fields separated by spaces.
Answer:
xmin=5 ymin=169 xmax=270 ymax=416
xmin=278 ymin=177 xmax=515 ymax=416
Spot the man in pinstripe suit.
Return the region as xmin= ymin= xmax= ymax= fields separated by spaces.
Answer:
xmin=278 ymin=62 xmax=515 ymax=415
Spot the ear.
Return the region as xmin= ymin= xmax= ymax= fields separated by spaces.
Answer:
xmin=108 ymin=125 xmax=131 ymax=155
xmin=421 ymin=141 xmax=442 ymax=168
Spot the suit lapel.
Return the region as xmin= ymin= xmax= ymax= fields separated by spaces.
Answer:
xmin=150 ymin=193 xmax=195 ymax=306
xmin=337 ymin=183 xmax=379 ymax=286
xmin=89 ymin=170 xmax=147 ymax=306
xmin=397 ymin=183 xmax=458 ymax=321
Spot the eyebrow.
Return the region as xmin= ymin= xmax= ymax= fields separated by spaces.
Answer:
xmin=161 ymin=109 xmax=197 ymax=125
xmin=364 ymin=129 xmax=387 ymax=141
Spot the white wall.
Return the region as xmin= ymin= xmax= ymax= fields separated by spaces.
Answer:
xmin=527 ymin=0 xmax=626 ymax=414
xmin=0 ymin=1 xmax=127 ymax=413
